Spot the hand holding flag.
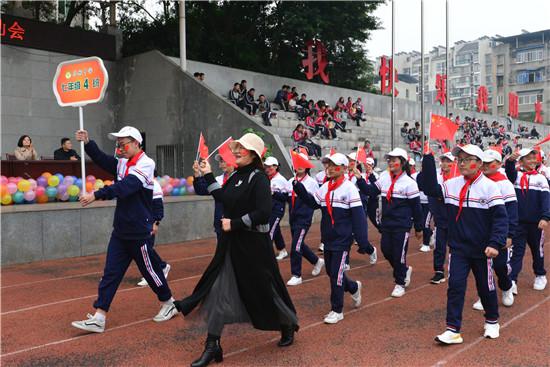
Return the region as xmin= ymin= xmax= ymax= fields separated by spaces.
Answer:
xmin=196 ymin=133 xmax=209 ymax=160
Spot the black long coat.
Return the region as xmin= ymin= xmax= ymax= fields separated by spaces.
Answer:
xmin=174 ymin=163 xmax=297 ymax=331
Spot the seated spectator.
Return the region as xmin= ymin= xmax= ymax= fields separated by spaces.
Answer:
xmin=335 ymin=97 xmax=346 ymax=111
xmin=332 ymin=106 xmax=346 ymax=132
xmin=274 ymin=85 xmax=289 ymax=110
xmin=292 ymin=124 xmax=321 ymax=158
xmin=348 ymin=103 xmax=361 ymax=127
xmin=345 ymin=97 xmax=353 ymax=112
xmin=228 ymin=83 xmax=241 ymax=105
xmin=193 ymin=72 xmax=200 ymax=80
xmin=502 ymin=140 xmax=512 ymax=156
xmin=355 ymin=97 xmax=366 ymax=122
xmin=240 ymin=80 xmax=248 ymax=100
xmin=297 ymin=94 xmax=309 ymax=109
xmin=54 ymin=137 xmax=80 ymax=160
xmin=243 ymin=88 xmax=258 ymax=115
xmin=316 ymin=100 xmax=328 ymax=117
xmin=257 ymin=95 xmax=273 ymax=126
xmin=289 ymin=86 xmax=298 ymax=100
xmin=288 ymin=95 xmax=298 ymax=112
xmin=321 ymin=114 xmax=338 ymax=140
xmin=305 ymin=110 xmax=321 ymax=136
xmin=400 ymin=122 xmax=409 ymax=138
xmin=530 ymin=126 xmax=540 ymax=139
xmin=409 ymin=136 xmax=422 ymax=161
xmin=198 ymin=73 xmax=205 ymax=81
xmin=14 ymin=135 xmax=38 ymax=161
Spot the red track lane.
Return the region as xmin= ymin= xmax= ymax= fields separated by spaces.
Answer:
xmin=1 ymin=225 xmax=548 ymax=366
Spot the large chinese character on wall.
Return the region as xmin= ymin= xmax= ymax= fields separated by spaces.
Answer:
xmin=379 ymin=56 xmax=399 ymax=96
xmin=301 ymin=39 xmax=330 ymax=84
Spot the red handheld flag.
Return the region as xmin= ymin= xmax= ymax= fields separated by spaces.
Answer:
xmin=356 ymin=146 xmax=367 ymax=165
xmin=423 ymin=140 xmax=433 ymax=155
xmin=298 ymin=146 xmax=309 ymax=157
xmin=535 ymin=133 xmax=550 ymax=147
xmin=490 ymin=144 xmax=503 ymax=155
xmin=329 ymin=147 xmax=336 ymax=156
xmin=198 ymin=133 xmax=209 ymax=160
xmin=534 ymin=145 xmax=543 ymax=163
xmin=218 ymin=138 xmax=237 ymax=168
xmin=430 ymin=114 xmax=458 ymax=141
xmin=290 ymin=150 xmax=315 ymax=170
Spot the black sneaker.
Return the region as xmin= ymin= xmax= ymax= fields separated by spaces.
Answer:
xmin=431 ymin=272 xmax=446 ymax=284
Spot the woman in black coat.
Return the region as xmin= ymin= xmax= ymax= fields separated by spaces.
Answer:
xmin=174 ymin=133 xmax=299 ymax=367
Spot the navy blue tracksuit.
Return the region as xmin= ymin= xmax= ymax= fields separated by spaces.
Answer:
xmin=150 ymin=180 xmax=167 ymax=269
xmin=422 ymin=154 xmax=508 ymax=332
xmin=288 ymin=175 xmax=319 ymax=277
xmin=269 ymin=173 xmax=288 ymax=251
xmin=85 ymin=141 xmax=172 ymax=312
xmin=294 ymin=178 xmax=368 ymax=313
xmin=505 ymin=160 xmax=550 ymax=281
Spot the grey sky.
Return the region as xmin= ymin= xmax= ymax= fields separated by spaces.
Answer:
xmin=367 ymin=0 xmax=550 ymax=58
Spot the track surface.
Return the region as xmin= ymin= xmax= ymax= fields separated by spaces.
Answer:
xmin=1 ymin=225 xmax=549 ymax=366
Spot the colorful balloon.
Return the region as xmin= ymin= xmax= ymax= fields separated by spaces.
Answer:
xmin=55 ymin=173 xmax=64 ymax=182
xmin=86 ymin=175 xmax=96 ymax=184
xmin=28 ymin=178 xmax=37 ymax=190
xmin=17 ymin=179 xmax=31 ymax=192
xmin=48 ymin=175 xmax=60 ymax=187
xmin=36 ymin=195 xmax=49 ymax=204
xmin=74 ymin=178 xmax=82 ymax=189
xmin=35 ymin=186 xmax=46 ymax=197
xmin=187 ymin=186 xmax=195 ymax=194
xmin=37 ymin=176 xmax=48 ymax=187
xmin=63 ymin=176 xmax=74 ymax=186
xmin=45 ymin=186 xmax=57 ymax=198
xmin=0 ymin=176 xmax=7 ymax=185
xmin=41 ymin=172 xmax=52 ymax=179
xmin=180 ymin=186 xmax=187 ymax=195
xmin=12 ymin=191 xmax=24 ymax=204
xmin=0 ymin=184 xmax=8 ymax=196
xmin=68 ymin=195 xmax=79 ymax=202
xmin=85 ymin=181 xmax=93 ymax=192
xmin=171 ymin=187 xmax=180 ymax=196
xmin=24 ymin=190 xmax=36 ymax=202
xmin=67 ymin=185 xmax=80 ymax=197
xmin=59 ymin=192 xmax=70 ymax=201
xmin=104 ymin=180 xmax=112 ymax=186
xmin=1 ymin=194 xmax=13 ymax=205
xmin=94 ymin=179 xmax=104 ymax=190
xmin=186 ymin=176 xmax=194 ymax=185
xmin=7 ymin=182 xmax=17 ymax=195
xmin=57 ymin=184 xmax=67 ymax=195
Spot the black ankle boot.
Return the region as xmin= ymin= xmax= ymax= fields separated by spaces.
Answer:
xmin=277 ymin=324 xmax=298 ymax=347
xmin=190 ymin=335 xmax=223 ymax=367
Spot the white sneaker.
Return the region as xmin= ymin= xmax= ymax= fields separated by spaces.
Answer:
xmin=472 ymin=299 xmax=484 ymax=311
xmin=323 ymin=311 xmax=344 ymax=324
xmin=276 ymin=249 xmax=288 ymax=261
xmin=137 ymin=277 xmax=148 ymax=286
xmin=137 ymin=264 xmax=171 ymax=286
xmin=71 ymin=313 xmax=105 ymax=333
xmin=351 ymin=281 xmax=362 ymax=308
xmin=420 ymin=245 xmax=431 ymax=252
xmin=311 ymin=258 xmax=325 ymax=276
xmin=483 ymin=322 xmax=500 ymax=339
xmin=391 ymin=284 xmax=406 ymax=298
xmin=318 ymin=243 xmax=324 ymax=252
xmin=435 ymin=330 xmax=463 ymax=344
xmin=511 ymin=280 xmax=518 ymax=295
xmin=502 ymin=289 xmax=514 ymax=307
xmin=153 ymin=302 xmax=177 ymax=322
xmin=404 ymin=266 xmax=413 ymax=288
xmin=287 ymin=276 xmax=303 ymax=286
xmin=369 ymin=247 xmax=378 ymax=265
xmin=344 ymin=264 xmax=351 ymax=271
xmin=533 ymin=275 xmax=547 ymax=291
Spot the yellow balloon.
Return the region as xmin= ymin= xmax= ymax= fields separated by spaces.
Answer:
xmin=1 ymin=194 xmax=13 ymax=205
xmin=17 ymin=179 xmax=31 ymax=192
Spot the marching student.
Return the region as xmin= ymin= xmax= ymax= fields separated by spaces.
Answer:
xmin=194 ymin=154 xmax=235 ymax=241
xmin=72 ymin=127 xmax=176 ymax=333
xmin=264 ymin=157 xmax=289 ymax=260
xmin=137 ymin=175 xmax=171 ymax=286
xmin=422 ymin=144 xmax=508 ymax=344
xmin=293 ymin=153 xmax=367 ymax=324
xmin=357 ymin=148 xmax=423 ymax=297
xmin=471 ymin=150 xmax=517 ymax=310
xmin=505 ymin=148 xmax=549 ymax=292
xmin=315 ymin=154 xmax=330 ymax=252
xmin=364 ymin=157 xmax=381 ymax=231
xmin=286 ymin=153 xmax=325 ymax=286
xmin=410 ymin=157 xmax=434 ymax=253
xmin=419 ymin=152 xmax=455 ymax=284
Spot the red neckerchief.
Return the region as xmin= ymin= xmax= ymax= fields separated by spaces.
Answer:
xmin=223 ymin=172 xmax=230 ymax=185
xmin=124 ymin=151 xmax=144 ymax=177
xmin=410 ymin=167 xmax=417 ymax=174
xmin=291 ymin=174 xmax=307 ymax=208
xmin=348 ymin=172 xmax=355 ymax=181
xmin=325 ymin=175 xmax=345 ymax=225
xmin=485 ymin=172 xmax=507 ymax=182
xmin=268 ymin=172 xmax=277 ymax=181
xmin=520 ymin=169 xmax=538 ymax=195
xmin=442 ymin=171 xmax=451 ymax=182
xmin=386 ymin=171 xmax=404 ymax=203
xmin=455 ymin=171 xmax=482 ymax=221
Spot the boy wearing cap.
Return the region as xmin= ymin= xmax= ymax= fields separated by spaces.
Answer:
xmin=358 ymin=148 xmax=423 ymax=298
xmin=293 ymin=153 xmax=367 ymax=324
xmin=505 ymin=148 xmax=550 ymax=291
xmin=264 ymin=157 xmax=289 ymax=260
xmin=286 ymin=153 xmax=325 ymax=286
xmin=72 ymin=127 xmax=176 ymax=333
xmin=471 ymin=150 xmax=517 ymax=310
xmin=364 ymin=157 xmax=381 ymax=232
xmin=422 ymin=144 xmax=508 ymax=343
xmin=410 ymin=157 xmax=434 ymax=253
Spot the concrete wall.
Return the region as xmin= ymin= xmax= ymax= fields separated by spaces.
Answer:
xmin=117 ymin=51 xmax=293 ymax=176
xmin=1 ymin=45 xmax=118 ymax=158
xmin=0 ymin=196 xmax=215 ymax=265
xmin=183 ymin=58 xmax=550 ymax=136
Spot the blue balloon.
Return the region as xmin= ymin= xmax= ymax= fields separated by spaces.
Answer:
xmin=55 ymin=173 xmax=64 ymax=182
xmin=171 ymin=187 xmax=180 ymax=196
xmin=12 ymin=191 xmax=24 ymax=204
xmin=74 ymin=178 xmax=82 ymax=189
xmin=45 ymin=186 xmax=57 ymax=198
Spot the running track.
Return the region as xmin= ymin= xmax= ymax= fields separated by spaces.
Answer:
xmin=1 ymin=225 xmax=548 ymax=366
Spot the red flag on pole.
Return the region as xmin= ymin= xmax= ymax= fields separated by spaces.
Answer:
xmin=430 ymin=114 xmax=458 ymax=141
xmin=218 ymin=138 xmax=237 ymax=167
xmin=197 ymin=133 xmax=209 ymax=160
xmin=356 ymin=146 xmax=367 ymax=165
xmin=535 ymin=133 xmax=550 ymax=146
xmin=290 ymin=149 xmax=315 ymax=169
xmin=298 ymin=146 xmax=309 ymax=157
xmin=534 ymin=145 xmax=543 ymax=163
xmin=329 ymin=147 xmax=336 ymax=156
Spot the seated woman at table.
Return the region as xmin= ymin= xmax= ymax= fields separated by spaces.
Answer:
xmin=14 ymin=135 xmax=39 ymax=161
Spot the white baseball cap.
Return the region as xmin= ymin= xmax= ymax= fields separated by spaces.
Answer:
xmin=452 ymin=144 xmax=484 ymax=161
xmin=366 ymin=157 xmax=375 ymax=166
xmin=518 ymin=148 xmax=537 ymax=159
xmin=264 ymin=156 xmax=279 ymax=166
xmin=325 ymin=152 xmax=349 ymax=166
xmin=482 ymin=149 xmax=502 ymax=163
xmin=384 ymin=147 xmax=408 ymax=161
xmin=408 ymin=157 xmax=416 ymax=166
xmin=439 ymin=152 xmax=455 ymax=162
xmin=109 ymin=126 xmax=143 ymax=144
xmin=347 ymin=152 xmax=357 ymax=161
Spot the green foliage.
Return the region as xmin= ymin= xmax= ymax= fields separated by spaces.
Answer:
xmin=242 ymin=127 xmax=272 ymax=158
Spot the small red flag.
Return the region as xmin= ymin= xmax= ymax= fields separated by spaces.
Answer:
xmin=198 ymin=133 xmax=209 ymax=159
xmin=490 ymin=144 xmax=503 ymax=155
xmin=535 ymin=133 xmax=550 ymax=147
xmin=261 ymin=146 xmax=268 ymax=158
xmin=290 ymin=149 xmax=315 ymax=169
xmin=534 ymin=146 xmax=543 ymax=163
xmin=218 ymin=138 xmax=237 ymax=168
xmin=430 ymin=114 xmax=458 ymax=141
xmin=356 ymin=146 xmax=367 ymax=165
xmin=329 ymin=147 xmax=336 ymax=156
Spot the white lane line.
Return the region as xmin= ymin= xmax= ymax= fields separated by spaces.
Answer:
xmin=1 ymin=254 xmax=213 ymax=289
xmin=431 ymin=295 xmax=550 ymax=367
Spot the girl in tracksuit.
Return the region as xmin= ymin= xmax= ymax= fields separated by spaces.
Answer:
xmin=422 ymin=145 xmax=508 ymax=344
xmin=410 ymin=158 xmax=434 ymax=253
xmin=357 ymin=148 xmax=423 ymax=298
xmin=285 ymin=162 xmax=325 ymax=286
xmin=264 ymin=157 xmax=289 ymax=260
xmin=505 ymin=148 xmax=550 ymax=292
xmin=294 ymin=153 xmax=368 ymax=324
xmin=471 ymin=149 xmax=518 ymax=311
